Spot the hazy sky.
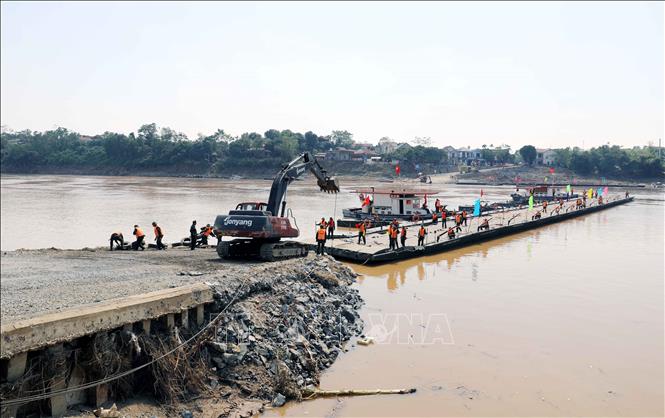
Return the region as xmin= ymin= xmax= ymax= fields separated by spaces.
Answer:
xmin=1 ymin=1 xmax=663 ymax=149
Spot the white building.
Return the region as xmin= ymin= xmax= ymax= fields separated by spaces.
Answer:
xmin=447 ymin=147 xmax=484 ymax=166
xmin=376 ymin=138 xmax=398 ymax=155
xmin=536 ymin=148 xmax=557 ymax=165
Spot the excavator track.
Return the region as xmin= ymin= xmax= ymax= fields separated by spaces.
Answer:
xmin=217 ymin=239 xmax=260 ymax=259
xmin=259 ymin=241 xmax=308 ymax=261
xmin=218 ymin=239 xmax=308 ymax=261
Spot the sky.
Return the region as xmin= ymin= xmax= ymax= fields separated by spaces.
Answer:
xmin=1 ymin=1 xmax=663 ymax=150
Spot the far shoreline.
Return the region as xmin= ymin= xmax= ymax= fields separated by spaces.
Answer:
xmin=1 ymin=168 xmax=658 ymax=188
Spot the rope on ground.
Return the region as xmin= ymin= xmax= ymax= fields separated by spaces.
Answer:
xmin=331 ymin=192 xmax=338 ymax=249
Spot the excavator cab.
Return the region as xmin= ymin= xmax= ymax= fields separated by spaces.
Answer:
xmin=235 ymin=202 xmax=268 ymax=211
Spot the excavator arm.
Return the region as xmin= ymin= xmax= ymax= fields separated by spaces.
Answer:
xmin=266 ymin=152 xmax=339 ymax=216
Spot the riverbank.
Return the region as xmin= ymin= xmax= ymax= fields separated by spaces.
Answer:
xmin=0 ymin=160 xmax=423 ymax=180
xmin=0 ymin=249 xmax=364 ymax=417
xmin=3 ymin=163 xmax=660 ymax=186
xmin=452 ymin=164 xmax=661 ymax=187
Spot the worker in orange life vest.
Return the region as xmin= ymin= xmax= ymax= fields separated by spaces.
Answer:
xmin=132 ymin=225 xmax=145 ymax=251
xmin=356 ymin=221 xmax=366 ymax=245
xmin=200 ymin=224 xmax=213 ymax=246
xmin=390 ymin=223 xmax=399 ymax=249
xmin=400 ymin=226 xmax=407 ymax=247
xmin=327 ymin=217 xmax=335 ymax=239
xmin=455 ymin=214 xmax=462 ymax=232
xmin=417 ymin=224 xmax=427 ymax=246
xmin=152 ymin=221 xmax=166 ymax=250
xmin=315 ymin=225 xmax=327 ymax=255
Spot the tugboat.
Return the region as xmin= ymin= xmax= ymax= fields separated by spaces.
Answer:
xmin=338 ymin=187 xmax=437 ymax=227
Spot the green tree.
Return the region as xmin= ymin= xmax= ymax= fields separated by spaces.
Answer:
xmin=519 ymin=145 xmax=537 ymax=165
xmin=331 ymin=130 xmax=354 ymax=148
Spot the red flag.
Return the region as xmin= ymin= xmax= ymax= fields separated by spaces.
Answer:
xmin=361 ymin=195 xmax=370 ymax=207
xmin=480 ymin=189 xmax=484 ymax=197
xmin=549 ymin=167 xmax=555 ymax=174
xmin=395 ymin=165 xmax=400 ymax=175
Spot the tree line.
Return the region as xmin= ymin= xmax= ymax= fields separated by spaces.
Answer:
xmin=1 ymin=124 xmax=662 ymax=179
xmin=517 ymin=144 xmax=663 ymax=179
xmin=0 ymin=125 xmax=351 ymax=175
xmin=556 ymin=145 xmax=662 ymax=178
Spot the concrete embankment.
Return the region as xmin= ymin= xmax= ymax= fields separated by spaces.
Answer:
xmin=0 ymin=250 xmax=363 ymax=417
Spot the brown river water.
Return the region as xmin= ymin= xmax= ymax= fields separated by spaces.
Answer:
xmin=1 ymin=175 xmax=663 ymax=416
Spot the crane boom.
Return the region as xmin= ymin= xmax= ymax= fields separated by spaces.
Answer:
xmin=266 ymin=152 xmax=339 ymax=216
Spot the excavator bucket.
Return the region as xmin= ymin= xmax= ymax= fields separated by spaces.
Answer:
xmin=318 ymin=177 xmax=340 ymax=193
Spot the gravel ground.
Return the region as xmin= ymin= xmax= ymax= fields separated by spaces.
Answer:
xmin=0 ymin=246 xmax=269 ymax=322
xmin=1 ymin=247 xmax=364 ymax=418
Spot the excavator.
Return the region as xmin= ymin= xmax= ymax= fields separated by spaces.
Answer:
xmin=214 ymin=152 xmax=339 ymax=261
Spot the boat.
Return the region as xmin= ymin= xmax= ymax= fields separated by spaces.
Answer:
xmin=457 ymin=200 xmax=511 ymax=214
xmin=511 ymin=185 xmax=578 ymax=204
xmin=458 ymin=186 xmax=579 ymax=214
xmin=340 ymin=187 xmax=438 ymax=225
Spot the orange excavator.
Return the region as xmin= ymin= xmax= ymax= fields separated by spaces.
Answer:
xmin=214 ymin=152 xmax=339 ymax=261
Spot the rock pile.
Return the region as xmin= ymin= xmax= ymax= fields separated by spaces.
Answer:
xmin=204 ymin=255 xmax=363 ymax=410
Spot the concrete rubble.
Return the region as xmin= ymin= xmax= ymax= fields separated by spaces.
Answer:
xmin=196 ymin=255 xmax=364 ymax=415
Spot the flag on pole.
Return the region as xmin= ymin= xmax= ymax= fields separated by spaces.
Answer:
xmin=480 ymin=189 xmax=484 ymax=197
xmin=549 ymin=167 xmax=555 ymax=174
xmin=361 ymin=195 xmax=371 ymax=207
xmin=473 ymin=198 xmax=481 ymax=216
xmin=587 ymin=188 xmax=593 ymax=199
xmin=566 ymin=184 xmax=571 ymax=194
xmin=603 ymin=186 xmax=609 ymax=195
xmin=395 ymin=165 xmax=400 ymax=176
xmin=597 ymin=187 xmax=603 ymax=196
xmin=528 ymin=195 xmax=534 ymax=209
xmin=544 ymin=176 xmax=548 ymax=183
xmin=424 ymin=193 xmax=428 ymax=206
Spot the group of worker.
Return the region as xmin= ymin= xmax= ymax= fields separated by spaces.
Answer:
xmin=315 ymin=217 xmax=336 ymax=255
xmin=384 ymin=220 xmax=408 ymax=249
xmin=109 ymin=222 xmax=166 ymax=251
xmin=190 ymin=220 xmax=216 ymax=250
xmin=110 ymin=221 xmax=215 ymax=251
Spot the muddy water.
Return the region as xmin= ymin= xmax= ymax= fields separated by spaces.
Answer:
xmin=267 ymin=191 xmax=664 ymax=417
xmin=0 ymin=174 xmax=511 ymax=251
xmin=1 ymin=175 xmax=663 ymax=416
xmin=0 ymin=174 xmax=362 ymax=250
